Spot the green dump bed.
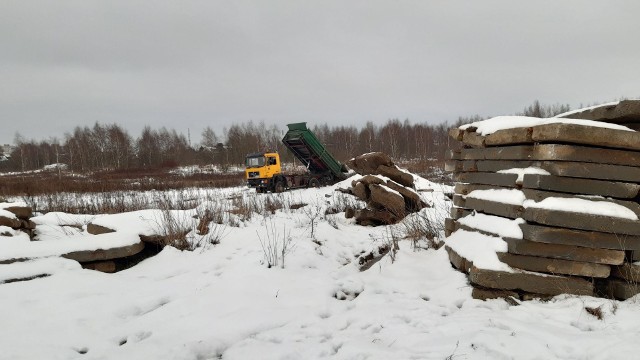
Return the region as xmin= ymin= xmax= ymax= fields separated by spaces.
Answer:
xmin=282 ymin=122 xmax=347 ymax=180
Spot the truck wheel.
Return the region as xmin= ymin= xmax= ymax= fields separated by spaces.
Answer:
xmin=274 ymin=181 xmax=285 ymax=193
xmin=308 ymin=178 xmax=320 ymax=188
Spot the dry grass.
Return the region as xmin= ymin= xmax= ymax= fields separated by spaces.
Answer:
xmin=0 ymin=168 xmax=243 ymax=198
xmin=398 ymin=159 xmax=453 ymax=185
xmin=585 ymin=305 xmax=604 ymax=320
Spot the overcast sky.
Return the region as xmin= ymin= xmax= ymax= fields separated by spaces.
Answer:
xmin=1 ymin=1 xmax=639 ymax=145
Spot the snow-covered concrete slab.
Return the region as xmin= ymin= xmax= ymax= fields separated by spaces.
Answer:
xmin=0 ymin=232 xmax=144 ymax=263
xmin=0 ymin=257 xmax=80 ymax=284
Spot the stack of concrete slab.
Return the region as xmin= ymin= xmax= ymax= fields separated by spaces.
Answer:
xmin=557 ymin=99 xmax=640 ymax=131
xmin=444 ymin=110 xmax=640 ymax=301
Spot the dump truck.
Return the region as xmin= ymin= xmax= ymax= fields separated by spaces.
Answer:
xmin=245 ymin=122 xmax=349 ymax=193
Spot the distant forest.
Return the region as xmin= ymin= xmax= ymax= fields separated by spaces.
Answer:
xmin=0 ymin=101 xmax=569 ymax=173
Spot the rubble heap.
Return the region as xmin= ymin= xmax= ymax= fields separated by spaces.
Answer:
xmin=0 ymin=205 xmax=35 ymax=238
xmin=0 ymin=203 xmax=159 ymax=279
xmin=342 ymin=152 xmax=428 ymax=226
xmin=444 ymin=107 xmax=640 ymax=301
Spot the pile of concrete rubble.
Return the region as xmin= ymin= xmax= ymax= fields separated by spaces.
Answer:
xmin=340 ymin=152 xmax=428 ymax=226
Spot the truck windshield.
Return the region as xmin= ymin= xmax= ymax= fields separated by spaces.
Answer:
xmin=245 ymin=156 xmax=265 ymax=168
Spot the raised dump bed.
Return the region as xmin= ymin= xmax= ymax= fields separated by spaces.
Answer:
xmin=282 ymin=122 xmax=348 ymax=181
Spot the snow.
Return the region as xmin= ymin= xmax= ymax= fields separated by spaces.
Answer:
xmin=553 ymin=101 xmax=620 ymax=118
xmin=467 ymin=188 xmax=526 ymax=206
xmin=466 ymin=188 xmax=639 ymax=220
xmin=32 ymin=212 xmax=97 ymax=226
xmin=524 ymin=197 xmax=639 ymax=221
xmin=0 ymin=201 xmax=28 ymax=210
xmin=0 ymin=257 xmax=80 ymax=283
xmin=445 ymin=229 xmax=510 ymax=271
xmin=460 ymin=115 xmax=633 ymax=135
xmin=3 ymin=182 xmax=640 ymax=359
xmin=457 ymin=212 xmax=525 ymax=239
xmin=91 ymin=209 xmax=198 ymax=236
xmin=43 ymin=163 xmax=68 ymax=171
xmin=0 ymin=201 xmax=29 ymax=219
xmin=498 ymin=167 xmax=551 ymax=184
xmin=170 ymin=165 xmax=244 ymax=176
xmin=0 ymin=208 xmax=17 ymax=219
xmin=0 ymin=231 xmax=142 ymax=262
xmin=379 ymin=184 xmax=403 ymax=198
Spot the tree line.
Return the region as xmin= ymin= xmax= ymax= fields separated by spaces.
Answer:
xmin=0 ymin=100 xmax=570 ymax=173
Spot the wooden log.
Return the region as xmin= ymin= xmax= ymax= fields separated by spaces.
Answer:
xmin=522 ymin=174 xmax=640 ymax=199
xmin=504 ymin=237 xmax=624 ymax=265
xmin=455 ymin=172 xmax=519 ymax=188
xmin=523 ymin=208 xmax=640 ymax=236
xmin=611 ymin=263 xmax=640 ymax=283
xmin=461 ymin=144 xmax=640 ymax=167
xmin=469 ymin=266 xmax=593 ymax=296
xmin=520 ymin=223 xmax=640 ymax=251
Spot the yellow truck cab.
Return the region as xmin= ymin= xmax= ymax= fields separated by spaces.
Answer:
xmin=245 ymin=152 xmax=284 ymax=193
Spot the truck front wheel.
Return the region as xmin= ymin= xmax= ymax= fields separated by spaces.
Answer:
xmin=274 ymin=181 xmax=285 ymax=193
xmin=308 ymin=178 xmax=320 ymax=188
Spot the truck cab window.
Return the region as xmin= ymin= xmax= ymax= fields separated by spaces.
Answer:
xmin=268 ymin=157 xmax=277 ymax=165
xmin=246 ymin=156 xmax=265 ymax=167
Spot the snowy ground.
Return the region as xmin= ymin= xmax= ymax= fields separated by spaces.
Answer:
xmin=2 ymin=177 xmax=640 ymax=360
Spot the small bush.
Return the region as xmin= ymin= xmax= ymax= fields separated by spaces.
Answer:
xmin=585 ymin=305 xmax=603 ymax=320
xmin=257 ymin=220 xmax=294 ymax=269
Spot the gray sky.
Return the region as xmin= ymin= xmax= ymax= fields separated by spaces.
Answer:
xmin=1 ymin=0 xmax=639 ymax=145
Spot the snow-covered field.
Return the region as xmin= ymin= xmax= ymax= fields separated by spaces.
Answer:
xmin=2 ymin=177 xmax=640 ymax=360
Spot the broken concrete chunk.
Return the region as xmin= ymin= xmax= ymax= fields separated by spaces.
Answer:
xmin=346 ymin=152 xmax=393 ymax=175
xmin=369 ymin=184 xmax=406 ymax=218
xmin=5 ymin=206 xmax=33 ymax=219
xmin=86 ymin=223 xmax=116 ymax=235
xmin=377 ymin=165 xmax=414 ymax=188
